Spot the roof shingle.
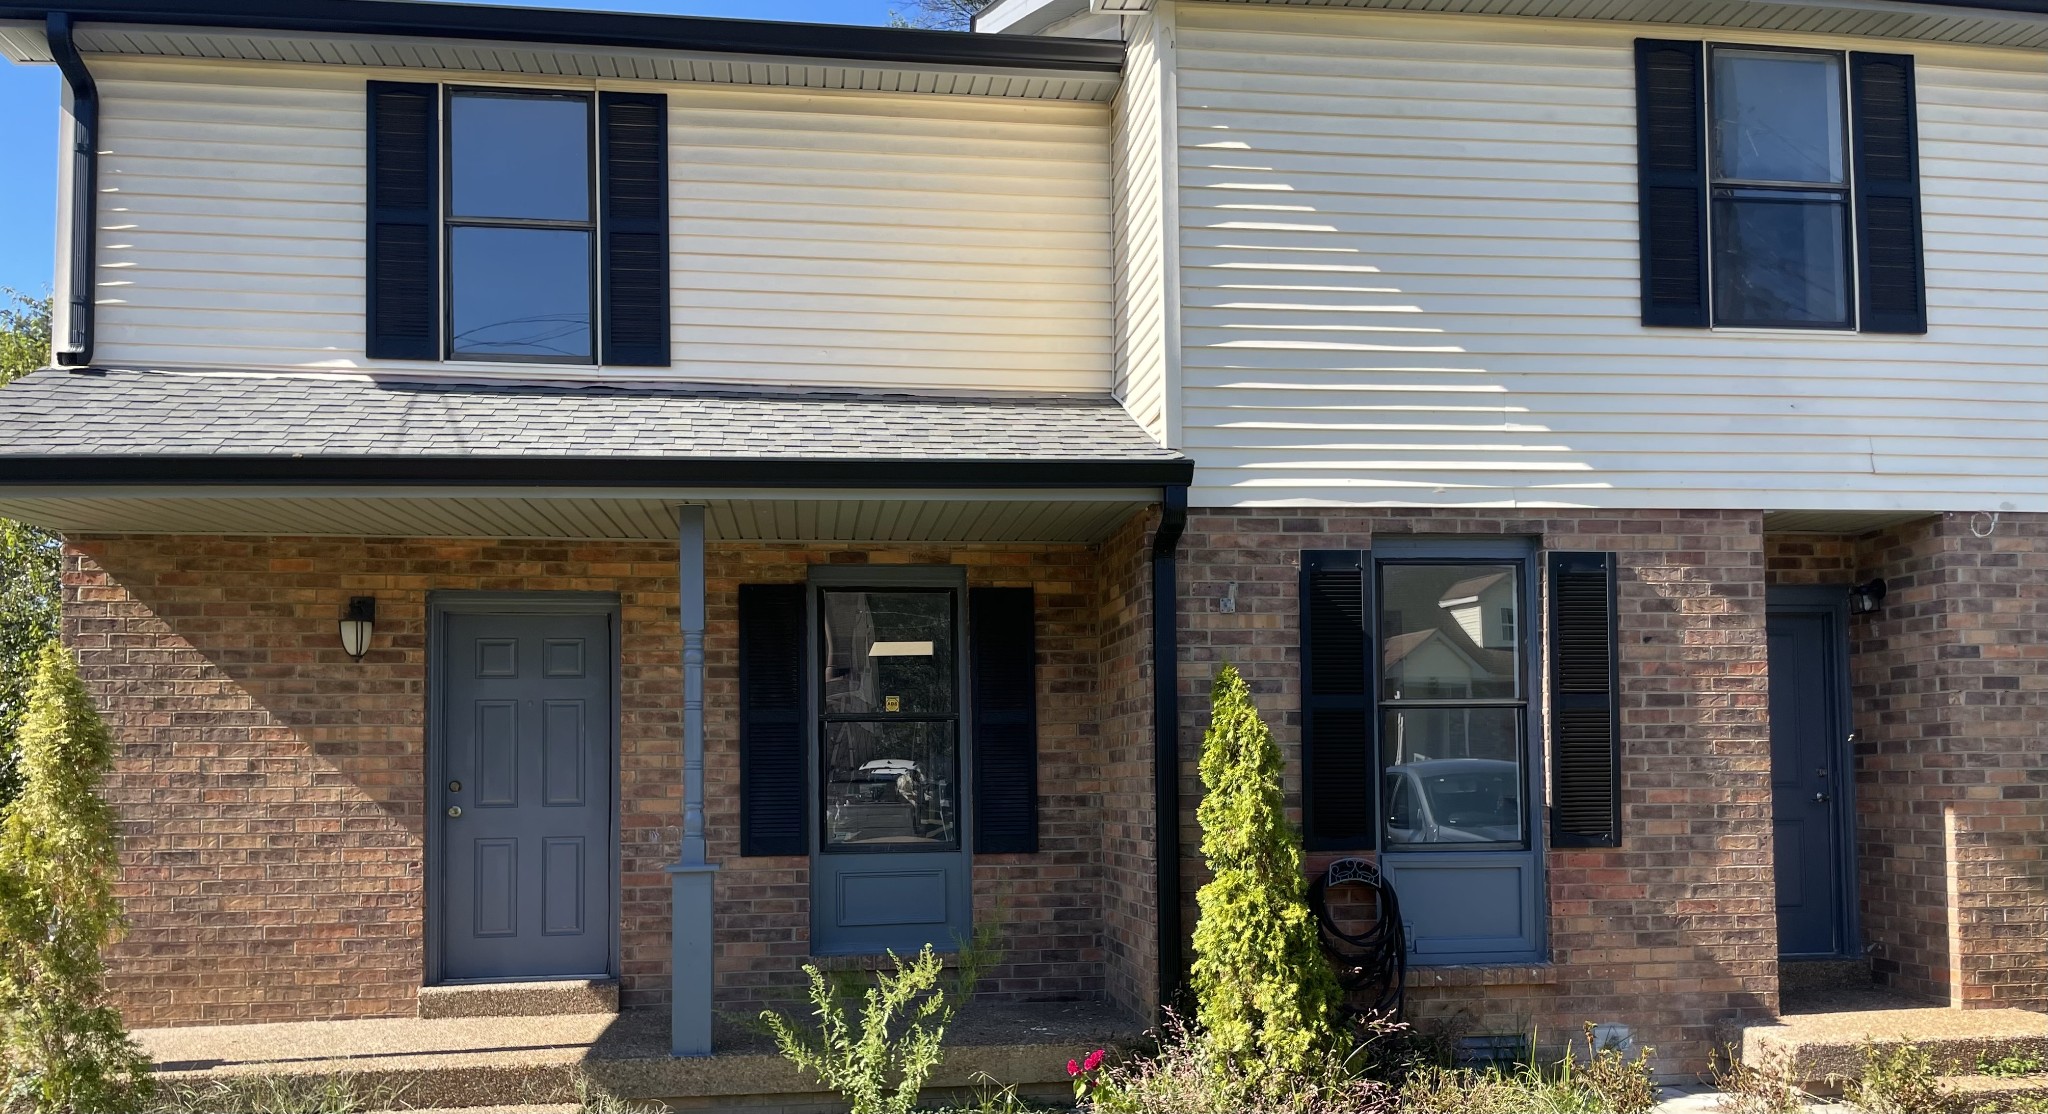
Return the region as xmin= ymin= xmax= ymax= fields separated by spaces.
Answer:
xmin=0 ymin=369 xmax=1183 ymax=464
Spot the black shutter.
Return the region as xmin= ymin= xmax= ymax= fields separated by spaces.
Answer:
xmin=366 ymin=82 xmax=440 ymax=360
xmin=1851 ymin=53 xmax=1926 ymax=335
xmin=739 ymin=584 xmax=806 ymax=856
xmin=1634 ymin=40 xmax=1708 ymax=328
xmin=1548 ymin=552 xmax=1621 ymax=848
xmin=1302 ymin=551 xmax=1373 ymax=850
xmin=971 ymin=587 xmax=1038 ymax=854
xmin=599 ymin=91 xmax=670 ymax=366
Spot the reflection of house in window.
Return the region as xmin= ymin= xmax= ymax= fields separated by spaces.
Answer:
xmin=1438 ymin=572 xmax=1516 ymax=650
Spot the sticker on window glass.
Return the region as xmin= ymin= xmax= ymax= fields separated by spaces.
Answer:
xmin=884 ymin=695 xmax=901 ymax=713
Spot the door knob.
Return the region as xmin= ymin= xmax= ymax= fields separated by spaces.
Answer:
xmin=446 ymin=805 xmax=463 ymax=818
xmin=1812 ymin=792 xmax=1830 ymax=805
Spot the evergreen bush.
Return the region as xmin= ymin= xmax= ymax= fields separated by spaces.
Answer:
xmin=0 ymin=643 xmax=153 ymax=1113
xmin=1188 ymin=663 xmax=1339 ymax=1083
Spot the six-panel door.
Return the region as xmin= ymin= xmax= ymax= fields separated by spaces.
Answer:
xmin=439 ymin=611 xmax=614 ymax=981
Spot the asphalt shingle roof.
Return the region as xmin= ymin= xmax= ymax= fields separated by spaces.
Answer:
xmin=0 ymin=368 xmax=1184 ymax=464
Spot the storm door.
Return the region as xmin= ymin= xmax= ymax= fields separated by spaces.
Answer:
xmin=808 ymin=570 xmax=973 ymax=954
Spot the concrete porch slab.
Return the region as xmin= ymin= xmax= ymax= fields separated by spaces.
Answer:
xmin=1743 ymin=1001 xmax=2048 ymax=1084
xmin=138 ymin=1000 xmax=1139 ymax=1111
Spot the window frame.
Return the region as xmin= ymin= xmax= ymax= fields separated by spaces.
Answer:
xmin=1704 ymin=43 xmax=1858 ymax=331
xmin=440 ymin=85 xmax=601 ymax=366
xmin=812 ymin=584 xmax=966 ymax=856
xmin=1374 ymin=553 xmax=1536 ymax=854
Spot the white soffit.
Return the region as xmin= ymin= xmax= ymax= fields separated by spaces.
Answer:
xmin=0 ymin=490 xmax=1155 ymax=544
xmin=0 ymin=21 xmax=1121 ymax=101
xmin=1204 ymin=0 xmax=2048 ymax=49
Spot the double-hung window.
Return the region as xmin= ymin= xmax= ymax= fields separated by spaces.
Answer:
xmin=1634 ymin=40 xmax=1925 ymax=334
xmin=1707 ymin=48 xmax=1851 ymax=329
xmin=446 ymin=90 xmax=596 ymax=363
xmin=365 ymin=82 xmax=670 ymax=366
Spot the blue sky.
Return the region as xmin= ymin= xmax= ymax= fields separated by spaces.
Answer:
xmin=0 ymin=0 xmax=903 ymax=298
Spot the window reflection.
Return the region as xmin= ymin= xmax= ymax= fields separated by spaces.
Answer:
xmin=1379 ymin=563 xmax=1527 ymax=849
xmin=823 ymin=722 xmax=957 ymax=847
xmin=819 ymin=590 xmax=959 ymax=851
xmin=1381 ymin=565 xmax=1520 ymax=700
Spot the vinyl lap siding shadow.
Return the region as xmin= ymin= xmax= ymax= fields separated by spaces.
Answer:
xmin=86 ymin=58 xmax=1116 ymax=393
xmin=1173 ymin=5 xmax=2048 ymax=511
xmin=1111 ymin=14 xmax=1171 ymax=443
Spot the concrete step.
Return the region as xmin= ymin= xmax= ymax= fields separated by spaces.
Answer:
xmin=1744 ymin=1004 xmax=2048 ymax=1086
xmin=417 ymin=978 xmax=620 ymax=1019
xmin=1950 ymin=1073 xmax=2048 ymax=1113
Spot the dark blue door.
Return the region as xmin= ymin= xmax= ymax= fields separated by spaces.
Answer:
xmin=1768 ymin=608 xmax=1848 ymax=958
xmin=440 ymin=611 xmax=613 ymax=981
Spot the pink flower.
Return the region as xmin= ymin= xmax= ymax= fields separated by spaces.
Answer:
xmin=1084 ymin=1049 xmax=1106 ymax=1072
xmin=1067 ymin=1059 xmax=1081 ymax=1077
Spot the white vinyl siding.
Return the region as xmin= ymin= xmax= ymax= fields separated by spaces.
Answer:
xmin=1174 ymin=4 xmax=2048 ymax=511
xmin=85 ymin=58 xmax=1115 ymax=393
xmin=1110 ymin=12 xmax=1172 ymax=442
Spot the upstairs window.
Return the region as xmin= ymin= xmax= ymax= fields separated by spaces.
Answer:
xmin=1708 ymin=48 xmax=1850 ymax=329
xmin=447 ymin=90 xmax=595 ymax=363
xmin=365 ymin=82 xmax=670 ymax=366
xmin=1634 ymin=41 xmax=1925 ymax=334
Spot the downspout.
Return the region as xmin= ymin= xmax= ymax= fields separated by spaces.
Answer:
xmin=1150 ymin=484 xmax=1188 ymax=1009
xmin=46 ymin=12 xmax=96 ymax=367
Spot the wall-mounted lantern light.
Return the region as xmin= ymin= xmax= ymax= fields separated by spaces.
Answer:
xmin=339 ymin=596 xmax=376 ymax=660
xmin=1849 ymin=578 xmax=1887 ymax=616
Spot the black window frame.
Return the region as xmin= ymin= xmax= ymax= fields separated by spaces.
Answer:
xmin=440 ymin=85 xmax=601 ymax=366
xmin=1705 ymin=43 xmax=1857 ymax=331
xmin=1375 ymin=553 xmax=1536 ymax=855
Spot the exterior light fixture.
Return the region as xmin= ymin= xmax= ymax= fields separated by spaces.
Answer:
xmin=1849 ymin=578 xmax=1887 ymax=616
xmin=339 ymin=596 xmax=376 ymax=660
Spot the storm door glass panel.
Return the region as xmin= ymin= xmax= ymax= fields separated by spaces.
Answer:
xmin=1378 ymin=564 xmax=1528 ymax=850
xmin=1707 ymin=48 xmax=1852 ymax=329
xmin=445 ymin=89 xmax=595 ymax=362
xmin=819 ymin=590 xmax=959 ymax=851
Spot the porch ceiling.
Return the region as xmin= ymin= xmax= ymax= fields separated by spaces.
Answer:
xmin=1762 ymin=509 xmax=1937 ymax=535
xmin=0 ymin=488 xmax=1155 ymax=543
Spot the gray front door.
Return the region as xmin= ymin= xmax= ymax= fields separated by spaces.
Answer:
xmin=1767 ymin=602 xmax=1851 ymax=958
xmin=809 ymin=574 xmax=973 ymax=955
xmin=439 ymin=609 xmax=615 ymax=981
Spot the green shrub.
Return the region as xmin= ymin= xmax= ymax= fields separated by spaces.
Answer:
xmin=1842 ymin=1042 xmax=1967 ymax=1114
xmin=1711 ymin=1044 xmax=1807 ymax=1114
xmin=147 ymin=1073 xmax=399 ymax=1114
xmin=1189 ymin=664 xmax=1340 ymax=1083
xmin=0 ymin=644 xmax=153 ymax=1114
xmin=760 ymin=945 xmax=956 ymax=1114
xmin=1978 ymin=1052 xmax=2047 ymax=1079
xmin=1086 ymin=1012 xmax=1395 ymax=1114
xmin=1395 ymin=1027 xmax=1656 ymax=1114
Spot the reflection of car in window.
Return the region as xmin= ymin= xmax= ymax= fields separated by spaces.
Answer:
xmin=1384 ymin=759 xmax=1520 ymax=845
xmin=827 ymin=758 xmax=953 ymax=844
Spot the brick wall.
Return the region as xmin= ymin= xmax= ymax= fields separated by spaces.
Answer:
xmin=1095 ymin=509 xmax=1159 ymax=1018
xmin=65 ymin=531 xmax=1156 ymax=1027
xmin=1843 ymin=514 xmax=2048 ymax=1009
xmin=1173 ymin=509 xmax=1777 ymax=1074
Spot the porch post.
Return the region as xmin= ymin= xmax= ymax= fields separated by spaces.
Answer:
xmin=667 ymin=504 xmax=719 ymax=1056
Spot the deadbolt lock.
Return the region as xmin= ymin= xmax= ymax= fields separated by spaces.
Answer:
xmin=446 ymin=806 xmax=462 ymax=818
xmin=448 ymin=780 xmax=462 ymax=793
